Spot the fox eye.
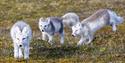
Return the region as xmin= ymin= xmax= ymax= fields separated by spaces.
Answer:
xmin=80 ymin=28 xmax=82 ymax=30
xmin=17 ymin=38 xmax=19 ymax=40
xmin=44 ymin=25 xmax=47 ymax=27
xmin=22 ymin=38 xmax=26 ymax=40
xmin=76 ymin=30 xmax=78 ymax=32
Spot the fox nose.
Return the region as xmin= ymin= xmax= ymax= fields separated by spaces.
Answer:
xmin=19 ymin=45 xmax=22 ymax=47
xmin=72 ymin=34 xmax=75 ymax=37
xmin=42 ymin=30 xmax=44 ymax=32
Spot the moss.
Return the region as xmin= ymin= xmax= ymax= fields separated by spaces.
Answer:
xmin=0 ymin=0 xmax=125 ymax=63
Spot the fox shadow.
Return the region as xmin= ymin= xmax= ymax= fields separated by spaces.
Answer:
xmin=30 ymin=39 xmax=81 ymax=60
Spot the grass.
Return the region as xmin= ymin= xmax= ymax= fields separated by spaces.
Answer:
xmin=0 ymin=0 xmax=125 ymax=63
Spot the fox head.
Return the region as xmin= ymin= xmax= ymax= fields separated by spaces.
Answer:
xmin=15 ymin=26 xmax=30 ymax=47
xmin=39 ymin=17 xmax=51 ymax=32
xmin=72 ymin=22 xmax=83 ymax=37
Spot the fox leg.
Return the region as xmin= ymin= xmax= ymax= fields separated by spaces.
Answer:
xmin=48 ymin=34 xmax=53 ymax=45
xmin=60 ymin=31 xmax=64 ymax=45
xmin=112 ymin=23 xmax=117 ymax=32
xmin=14 ymin=43 xmax=19 ymax=59
xmin=42 ymin=32 xmax=48 ymax=41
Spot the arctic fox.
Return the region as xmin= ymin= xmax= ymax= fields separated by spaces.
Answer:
xmin=10 ymin=21 xmax=32 ymax=60
xmin=62 ymin=12 xmax=80 ymax=28
xmin=72 ymin=9 xmax=124 ymax=46
xmin=39 ymin=17 xmax=64 ymax=45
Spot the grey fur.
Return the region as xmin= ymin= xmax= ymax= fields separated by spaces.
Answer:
xmin=48 ymin=17 xmax=63 ymax=34
xmin=39 ymin=17 xmax=64 ymax=45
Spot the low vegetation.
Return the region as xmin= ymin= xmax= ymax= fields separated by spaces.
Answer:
xmin=0 ymin=0 xmax=125 ymax=63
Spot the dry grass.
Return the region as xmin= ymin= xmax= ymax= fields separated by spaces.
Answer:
xmin=0 ymin=0 xmax=125 ymax=63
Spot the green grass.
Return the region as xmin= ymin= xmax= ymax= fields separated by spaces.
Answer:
xmin=0 ymin=0 xmax=125 ymax=63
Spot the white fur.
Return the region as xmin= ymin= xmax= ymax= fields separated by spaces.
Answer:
xmin=72 ymin=23 xmax=93 ymax=46
xmin=39 ymin=17 xmax=64 ymax=45
xmin=10 ymin=21 xmax=32 ymax=60
xmin=62 ymin=12 xmax=80 ymax=28
xmin=72 ymin=9 xmax=124 ymax=46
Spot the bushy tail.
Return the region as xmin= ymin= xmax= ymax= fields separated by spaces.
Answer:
xmin=108 ymin=10 xmax=124 ymax=25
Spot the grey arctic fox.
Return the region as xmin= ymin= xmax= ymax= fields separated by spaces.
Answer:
xmin=39 ymin=17 xmax=64 ymax=45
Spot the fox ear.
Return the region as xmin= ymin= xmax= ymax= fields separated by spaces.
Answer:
xmin=47 ymin=18 xmax=51 ymax=24
xmin=39 ymin=17 xmax=43 ymax=26
xmin=22 ymin=27 xmax=29 ymax=35
xmin=15 ymin=26 xmax=21 ymax=33
xmin=39 ymin=17 xmax=44 ymax=23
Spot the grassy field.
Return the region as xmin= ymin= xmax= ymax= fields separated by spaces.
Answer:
xmin=0 ymin=0 xmax=125 ymax=63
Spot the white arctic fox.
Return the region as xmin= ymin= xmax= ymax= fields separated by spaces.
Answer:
xmin=62 ymin=12 xmax=80 ymax=28
xmin=72 ymin=9 xmax=124 ymax=46
xmin=10 ymin=21 xmax=32 ymax=60
xmin=39 ymin=17 xmax=64 ymax=45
